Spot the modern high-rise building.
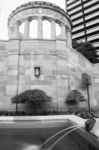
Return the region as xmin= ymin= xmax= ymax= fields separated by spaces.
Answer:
xmin=66 ymin=0 xmax=99 ymax=53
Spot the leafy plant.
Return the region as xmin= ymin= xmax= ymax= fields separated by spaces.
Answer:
xmin=66 ymin=89 xmax=86 ymax=105
xmin=12 ymin=89 xmax=52 ymax=113
xmin=72 ymin=40 xmax=98 ymax=64
xmin=12 ymin=89 xmax=51 ymax=103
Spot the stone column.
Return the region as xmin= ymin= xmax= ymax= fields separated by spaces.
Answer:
xmin=37 ymin=17 xmax=43 ymax=39
xmin=8 ymin=26 xmax=13 ymax=39
xmin=61 ymin=24 xmax=66 ymax=39
xmin=13 ymin=21 xmax=20 ymax=38
xmin=24 ymin=19 xmax=30 ymax=39
xmin=51 ymin=19 xmax=56 ymax=39
xmin=67 ymin=30 xmax=72 ymax=46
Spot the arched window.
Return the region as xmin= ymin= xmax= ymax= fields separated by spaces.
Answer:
xmin=56 ymin=23 xmax=61 ymax=38
xmin=30 ymin=20 xmax=37 ymax=38
xmin=43 ymin=20 xmax=51 ymax=39
xmin=19 ymin=22 xmax=24 ymax=38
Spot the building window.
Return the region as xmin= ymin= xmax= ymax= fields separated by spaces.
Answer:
xmin=34 ymin=66 xmax=40 ymax=78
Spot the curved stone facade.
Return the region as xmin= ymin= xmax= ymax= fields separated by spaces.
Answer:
xmin=0 ymin=1 xmax=98 ymax=111
xmin=6 ymin=1 xmax=72 ymax=111
xmin=8 ymin=1 xmax=72 ymax=46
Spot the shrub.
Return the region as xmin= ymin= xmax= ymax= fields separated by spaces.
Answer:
xmin=0 ymin=110 xmax=98 ymax=118
xmin=66 ymin=89 xmax=86 ymax=105
xmin=12 ymin=89 xmax=52 ymax=104
xmin=11 ymin=89 xmax=52 ymax=113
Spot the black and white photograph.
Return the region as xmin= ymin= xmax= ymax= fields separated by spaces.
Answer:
xmin=0 ymin=0 xmax=99 ymax=149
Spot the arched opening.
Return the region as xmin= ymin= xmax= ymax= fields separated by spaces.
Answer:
xmin=43 ymin=20 xmax=51 ymax=39
xmin=56 ymin=23 xmax=61 ymax=38
xmin=30 ymin=20 xmax=37 ymax=38
xmin=19 ymin=22 xmax=24 ymax=38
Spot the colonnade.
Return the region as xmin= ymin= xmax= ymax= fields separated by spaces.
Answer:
xmin=9 ymin=17 xmax=72 ymax=46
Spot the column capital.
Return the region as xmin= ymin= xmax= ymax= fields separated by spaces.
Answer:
xmin=50 ymin=18 xmax=56 ymax=22
xmin=43 ymin=17 xmax=52 ymax=22
xmin=37 ymin=16 xmax=43 ymax=20
xmin=25 ymin=17 xmax=32 ymax=22
xmin=59 ymin=22 xmax=65 ymax=27
xmin=14 ymin=20 xmax=21 ymax=26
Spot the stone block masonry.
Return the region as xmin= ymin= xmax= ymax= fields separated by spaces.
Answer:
xmin=0 ymin=1 xmax=98 ymax=111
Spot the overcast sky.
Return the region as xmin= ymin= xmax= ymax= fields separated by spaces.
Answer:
xmin=0 ymin=0 xmax=66 ymax=40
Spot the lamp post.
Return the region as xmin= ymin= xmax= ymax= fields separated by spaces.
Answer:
xmin=16 ymin=39 xmax=21 ymax=112
xmin=82 ymin=73 xmax=92 ymax=113
xmin=86 ymin=83 xmax=91 ymax=113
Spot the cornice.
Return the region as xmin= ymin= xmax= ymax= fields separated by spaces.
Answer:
xmin=8 ymin=1 xmax=72 ymax=27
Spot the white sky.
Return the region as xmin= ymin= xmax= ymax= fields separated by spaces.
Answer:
xmin=0 ymin=0 xmax=66 ymax=40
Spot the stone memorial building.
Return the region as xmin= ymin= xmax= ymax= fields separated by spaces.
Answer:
xmin=0 ymin=1 xmax=99 ymax=111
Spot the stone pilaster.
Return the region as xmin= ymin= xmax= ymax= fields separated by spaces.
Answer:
xmin=51 ymin=19 xmax=56 ymax=39
xmin=24 ymin=19 xmax=30 ymax=39
xmin=13 ymin=21 xmax=20 ymax=38
xmin=37 ymin=17 xmax=43 ymax=39
xmin=61 ymin=24 xmax=66 ymax=39
xmin=8 ymin=26 xmax=13 ymax=39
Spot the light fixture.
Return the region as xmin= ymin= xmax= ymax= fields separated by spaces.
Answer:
xmin=34 ymin=66 xmax=40 ymax=78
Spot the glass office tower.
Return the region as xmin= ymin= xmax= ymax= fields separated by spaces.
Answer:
xmin=66 ymin=0 xmax=99 ymax=53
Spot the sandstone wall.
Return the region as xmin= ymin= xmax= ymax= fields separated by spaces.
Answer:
xmin=0 ymin=39 xmax=99 ymax=111
xmin=0 ymin=41 xmax=8 ymax=110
